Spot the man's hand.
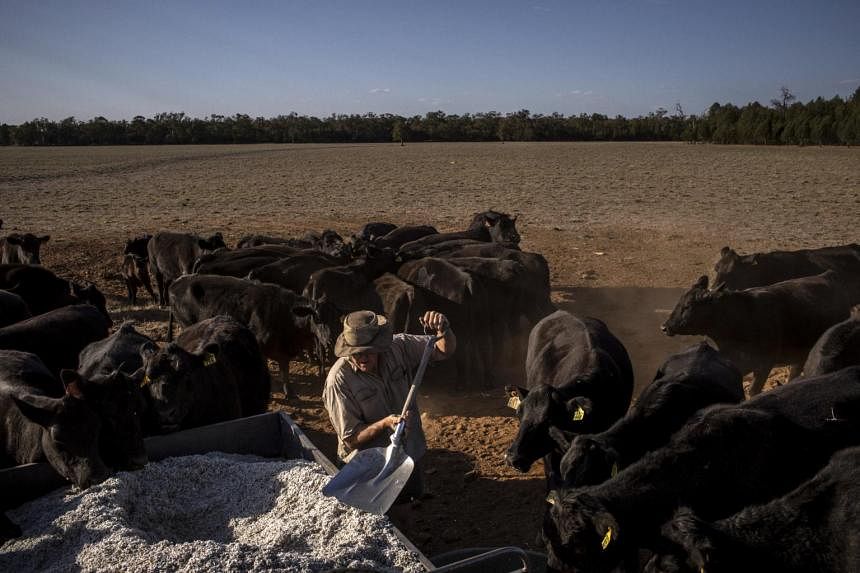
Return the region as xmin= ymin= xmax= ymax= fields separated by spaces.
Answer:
xmin=420 ymin=310 xmax=449 ymax=334
xmin=381 ymin=414 xmax=404 ymax=431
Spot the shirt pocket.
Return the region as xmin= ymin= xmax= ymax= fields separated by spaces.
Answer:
xmin=354 ymin=386 xmax=381 ymax=417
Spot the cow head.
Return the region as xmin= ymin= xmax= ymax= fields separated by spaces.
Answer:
xmin=62 ymin=369 xmax=148 ymax=471
xmin=505 ymin=384 xmax=593 ymax=472
xmin=646 ymin=508 xmax=719 ymax=573
xmin=4 ymin=233 xmax=50 ymax=264
xmin=140 ymin=341 xmax=218 ymax=432
xmin=661 ymin=276 xmax=725 ymax=337
xmin=713 ymin=246 xmax=764 ymax=290
xmin=470 ymin=210 xmax=521 ymax=245
xmin=198 ymin=232 xmax=227 ymax=252
xmin=70 ymin=281 xmax=113 ymax=327
xmin=14 ymin=381 xmax=110 ymax=489
xmin=542 ymin=490 xmax=624 ymax=573
xmin=560 ymin=434 xmax=621 ymax=487
xmin=318 ymin=229 xmax=351 ymax=259
xmin=123 ymin=234 xmax=152 ymax=259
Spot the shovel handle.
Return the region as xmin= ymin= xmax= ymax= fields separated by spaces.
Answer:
xmin=391 ymin=331 xmax=445 ymax=445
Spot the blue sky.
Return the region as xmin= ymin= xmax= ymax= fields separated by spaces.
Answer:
xmin=1 ymin=0 xmax=858 ymax=123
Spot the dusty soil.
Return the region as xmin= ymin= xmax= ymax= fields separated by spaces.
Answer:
xmin=1 ymin=142 xmax=858 ymax=559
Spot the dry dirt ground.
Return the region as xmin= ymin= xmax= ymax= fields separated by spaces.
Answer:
xmin=1 ymin=142 xmax=858 ymax=559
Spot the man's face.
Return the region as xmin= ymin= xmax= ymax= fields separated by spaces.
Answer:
xmin=351 ymin=351 xmax=379 ymax=373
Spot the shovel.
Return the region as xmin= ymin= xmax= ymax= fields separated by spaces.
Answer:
xmin=322 ymin=330 xmax=443 ymax=515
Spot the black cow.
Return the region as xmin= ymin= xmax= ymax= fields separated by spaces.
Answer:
xmin=803 ymin=305 xmax=860 ymax=377
xmin=506 ymin=310 xmax=634 ymax=488
xmin=0 ymin=264 xmax=112 ymax=325
xmin=0 ymin=349 xmax=110 ymax=489
xmin=65 ymin=367 xmax=148 ymax=471
xmin=0 ymin=290 xmax=30 ymax=327
xmin=371 ymin=225 xmax=439 ymax=250
xmin=0 ymin=232 xmax=50 ymax=264
xmin=541 ymin=366 xmax=860 ymax=573
xmin=247 ymin=252 xmax=341 ymax=294
xmin=77 ymin=323 xmax=154 ymax=459
xmin=147 ymin=231 xmax=226 ymax=306
xmin=397 ymin=210 xmax=521 ymax=255
xmin=649 ymin=445 xmax=860 ymax=573
xmin=0 ymin=305 xmax=111 ymax=377
xmin=140 ymin=315 xmax=270 ymax=432
xmin=355 ymin=222 xmax=397 ymax=242
xmin=559 ymin=342 xmax=743 ymax=487
xmin=78 ymin=322 xmax=153 ymax=379
xmin=122 ymin=254 xmax=156 ymax=305
xmin=192 ymin=244 xmax=303 ymax=277
xmin=662 ymin=271 xmax=860 ymax=395
xmin=168 ymin=275 xmax=324 ymax=398
xmin=237 ymin=230 xmax=350 ymax=258
xmin=714 ymin=244 xmax=860 ymax=290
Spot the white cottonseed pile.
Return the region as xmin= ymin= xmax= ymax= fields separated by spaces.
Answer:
xmin=0 ymin=453 xmax=425 ymax=573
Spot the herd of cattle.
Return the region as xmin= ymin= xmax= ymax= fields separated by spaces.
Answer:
xmin=506 ymin=243 xmax=860 ymax=572
xmin=2 ymin=214 xmax=860 ymax=572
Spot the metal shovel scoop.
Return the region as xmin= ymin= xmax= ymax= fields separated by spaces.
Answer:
xmin=322 ymin=330 xmax=442 ymax=515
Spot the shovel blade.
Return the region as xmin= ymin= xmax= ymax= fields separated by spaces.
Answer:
xmin=323 ymin=446 xmax=415 ymax=515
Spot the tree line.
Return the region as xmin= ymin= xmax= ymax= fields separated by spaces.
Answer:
xmin=2 ymin=87 xmax=858 ymax=146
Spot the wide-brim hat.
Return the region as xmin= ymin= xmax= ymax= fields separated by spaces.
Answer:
xmin=334 ymin=310 xmax=393 ymax=358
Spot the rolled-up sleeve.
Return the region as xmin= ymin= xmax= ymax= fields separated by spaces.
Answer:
xmin=323 ymin=368 xmax=367 ymax=457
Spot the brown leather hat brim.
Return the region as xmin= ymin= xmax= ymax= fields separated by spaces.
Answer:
xmin=333 ymin=323 xmax=393 ymax=357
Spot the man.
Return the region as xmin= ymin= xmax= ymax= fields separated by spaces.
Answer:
xmin=323 ymin=309 xmax=456 ymax=501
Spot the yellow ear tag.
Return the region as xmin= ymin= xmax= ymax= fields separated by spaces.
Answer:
xmin=611 ymin=463 xmax=619 ymax=477
xmin=203 ymin=353 xmax=217 ymax=367
xmin=507 ymin=395 xmax=521 ymax=410
xmin=140 ymin=375 xmax=151 ymax=388
xmin=601 ymin=527 xmax=613 ymax=550
xmin=573 ymin=405 xmax=586 ymax=421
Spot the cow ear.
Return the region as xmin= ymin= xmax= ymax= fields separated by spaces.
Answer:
xmin=6 ymin=235 xmax=21 ymax=246
xmin=565 ymin=396 xmax=593 ymax=423
xmin=548 ymin=426 xmax=572 ymax=451
xmin=139 ymin=341 xmax=159 ymax=361
xmin=719 ymin=246 xmax=734 ymax=259
xmin=694 ymin=275 xmax=709 ymax=290
xmin=60 ymin=370 xmax=86 ymax=398
xmin=662 ymin=508 xmax=713 ymax=570
xmin=505 ymin=385 xmax=529 ymax=400
xmin=201 ymin=343 xmax=220 ymax=366
xmin=39 ymin=235 xmax=50 ymax=243
xmin=592 ymin=510 xmax=620 ymax=552
xmin=750 ymin=254 xmax=759 ymax=266
xmin=13 ymin=394 xmax=60 ymax=427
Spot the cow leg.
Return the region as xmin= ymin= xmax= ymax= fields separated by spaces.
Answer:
xmin=143 ymin=276 xmax=157 ymax=302
xmin=162 ymin=278 xmax=172 ymax=306
xmin=748 ymin=366 xmax=771 ymax=396
xmin=154 ymin=271 xmax=166 ymax=307
xmin=126 ymin=280 xmax=136 ymax=305
xmin=279 ymin=360 xmax=297 ymax=399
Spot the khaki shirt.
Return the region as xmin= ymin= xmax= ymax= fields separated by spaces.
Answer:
xmin=324 ymin=333 xmax=434 ymax=462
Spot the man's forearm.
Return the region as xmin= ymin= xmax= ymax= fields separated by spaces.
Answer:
xmin=434 ymin=329 xmax=456 ymax=358
xmin=344 ymin=417 xmax=392 ymax=451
